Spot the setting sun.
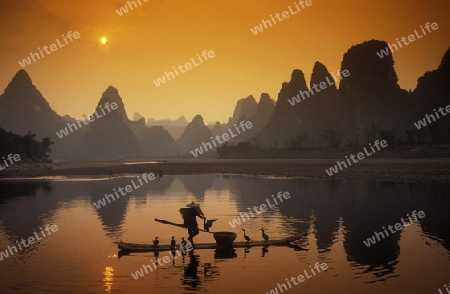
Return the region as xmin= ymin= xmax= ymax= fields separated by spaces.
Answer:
xmin=100 ymin=37 xmax=107 ymax=44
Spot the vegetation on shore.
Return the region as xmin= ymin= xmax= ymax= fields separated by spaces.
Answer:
xmin=0 ymin=128 xmax=53 ymax=163
xmin=217 ymin=124 xmax=450 ymax=158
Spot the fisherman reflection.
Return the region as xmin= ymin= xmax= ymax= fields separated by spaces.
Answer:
xmin=170 ymin=236 xmax=177 ymax=264
xmin=182 ymin=251 xmax=200 ymax=289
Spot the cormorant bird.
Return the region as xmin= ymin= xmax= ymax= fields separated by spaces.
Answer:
xmin=204 ymin=219 xmax=218 ymax=232
xmin=153 ymin=237 xmax=159 ymax=250
xmin=242 ymin=229 xmax=252 ymax=242
xmin=260 ymin=229 xmax=269 ymax=241
xmin=181 ymin=237 xmax=188 ymax=253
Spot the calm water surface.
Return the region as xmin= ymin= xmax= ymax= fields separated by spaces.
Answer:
xmin=0 ymin=175 xmax=449 ymax=294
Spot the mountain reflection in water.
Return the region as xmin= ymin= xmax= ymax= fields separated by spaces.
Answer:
xmin=0 ymin=175 xmax=449 ymax=294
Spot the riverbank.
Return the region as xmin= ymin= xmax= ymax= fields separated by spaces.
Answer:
xmin=1 ymin=158 xmax=449 ymax=183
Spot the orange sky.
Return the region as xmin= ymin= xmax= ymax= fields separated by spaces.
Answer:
xmin=0 ymin=0 xmax=449 ymax=123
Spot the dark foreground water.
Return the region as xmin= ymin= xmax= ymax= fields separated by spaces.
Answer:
xmin=0 ymin=175 xmax=449 ymax=294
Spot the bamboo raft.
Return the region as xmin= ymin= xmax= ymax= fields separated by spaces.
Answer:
xmin=117 ymin=217 xmax=308 ymax=253
xmin=118 ymin=235 xmax=305 ymax=253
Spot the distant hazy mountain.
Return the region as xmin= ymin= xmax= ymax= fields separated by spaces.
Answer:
xmin=0 ymin=70 xmax=66 ymax=138
xmin=139 ymin=126 xmax=178 ymax=157
xmin=128 ymin=111 xmax=149 ymax=137
xmin=248 ymin=93 xmax=275 ymax=135
xmin=2 ymin=41 xmax=449 ymax=160
xmin=0 ymin=72 xmax=181 ymax=160
xmin=78 ymin=86 xmax=141 ymax=159
xmin=0 ymin=70 xmax=81 ymax=158
xmin=147 ymin=116 xmax=188 ymax=140
xmin=258 ymin=69 xmax=310 ymax=145
xmin=228 ymin=95 xmax=258 ymax=125
xmin=129 ymin=117 xmax=148 ymax=138
xmin=147 ymin=116 xmax=188 ymax=126
xmin=218 ymin=94 xmax=275 ymax=142
xmin=134 ymin=112 xmax=144 ymax=120
xmin=210 ymin=122 xmax=223 ymax=137
xmin=177 ymin=115 xmax=213 ymax=155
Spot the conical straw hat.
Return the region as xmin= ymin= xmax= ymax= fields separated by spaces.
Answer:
xmin=186 ymin=201 xmax=200 ymax=208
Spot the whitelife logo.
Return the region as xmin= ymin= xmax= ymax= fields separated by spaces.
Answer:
xmin=116 ymin=0 xmax=149 ymax=16
xmin=93 ymin=172 xmax=156 ymax=209
xmin=153 ymin=50 xmax=215 ymax=87
xmin=0 ymin=224 xmax=58 ymax=261
xmin=414 ymin=104 xmax=450 ymax=130
xmin=376 ymin=22 xmax=439 ymax=59
xmin=190 ymin=120 xmax=253 ymax=157
xmin=228 ymin=192 xmax=290 ymax=228
xmin=250 ymin=0 xmax=313 ymax=35
xmin=18 ymin=31 xmax=81 ymax=68
xmin=288 ymin=69 xmax=350 ymax=106
xmin=131 ymin=243 xmax=194 ymax=280
xmin=265 ymin=262 xmax=328 ymax=294
xmin=0 ymin=154 xmax=21 ymax=171
xmin=363 ymin=210 xmax=425 ymax=247
xmin=55 ymin=102 xmax=118 ymax=139
xmin=325 ymin=140 xmax=388 ymax=176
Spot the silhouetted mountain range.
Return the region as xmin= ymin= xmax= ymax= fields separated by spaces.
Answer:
xmin=215 ymin=94 xmax=275 ymax=143
xmin=78 ymin=86 xmax=141 ymax=159
xmin=229 ymin=95 xmax=258 ymax=125
xmin=259 ymin=40 xmax=450 ymax=147
xmin=0 ymin=70 xmax=79 ymax=158
xmin=0 ymin=70 xmax=65 ymax=138
xmin=147 ymin=116 xmax=188 ymax=127
xmin=0 ymin=40 xmax=449 ymax=159
xmin=177 ymin=115 xmax=213 ymax=155
xmin=140 ymin=126 xmax=178 ymax=157
xmin=338 ymin=40 xmax=410 ymax=144
xmin=147 ymin=116 xmax=188 ymax=140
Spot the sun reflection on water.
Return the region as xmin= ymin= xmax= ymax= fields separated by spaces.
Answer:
xmin=103 ymin=266 xmax=114 ymax=292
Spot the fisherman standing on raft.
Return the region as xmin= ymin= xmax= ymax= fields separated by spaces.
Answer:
xmin=180 ymin=201 xmax=206 ymax=246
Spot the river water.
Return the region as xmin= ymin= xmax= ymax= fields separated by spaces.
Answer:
xmin=0 ymin=175 xmax=449 ymax=293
